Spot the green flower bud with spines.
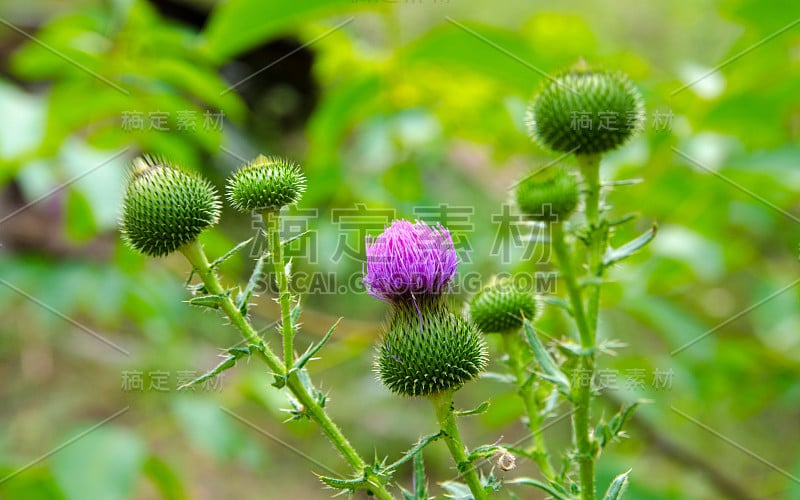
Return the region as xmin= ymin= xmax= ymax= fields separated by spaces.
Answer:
xmin=120 ymin=156 xmax=221 ymax=257
xmin=527 ymin=67 xmax=644 ymax=155
xmin=515 ymin=168 xmax=579 ymax=222
xmin=468 ymin=279 xmax=538 ymax=334
xmin=377 ymin=298 xmax=488 ymax=397
xmin=227 ymin=155 xmax=306 ymax=212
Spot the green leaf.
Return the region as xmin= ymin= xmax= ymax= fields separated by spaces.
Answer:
xmin=412 ymin=450 xmax=429 ymax=500
xmin=211 ymin=236 xmax=255 ymax=270
xmin=177 ymin=345 xmax=254 ymax=390
xmin=316 ymin=473 xmax=368 ymax=492
xmin=522 ymin=320 xmax=571 ymax=397
xmin=237 ymin=248 xmax=267 ymax=316
xmin=142 ymin=456 xmax=187 ymax=500
xmin=506 ymin=477 xmax=570 ymax=500
xmin=602 ymin=470 xmax=632 ymax=500
xmin=293 ymin=318 xmax=340 ymax=371
xmin=596 ymin=401 xmax=643 ymax=449
xmin=480 ymin=371 xmax=517 ymax=384
xmin=454 ymin=400 xmax=490 ymax=417
xmin=185 ymin=293 xmax=227 ymax=309
xmin=439 ymin=480 xmax=472 ymax=500
xmin=387 ymin=432 xmax=442 ymax=472
xmin=603 ymin=224 xmax=658 ymax=267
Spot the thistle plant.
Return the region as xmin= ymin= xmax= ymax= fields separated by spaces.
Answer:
xmin=467 ymin=63 xmax=653 ymax=499
xmin=117 ymin=63 xmax=652 ymax=500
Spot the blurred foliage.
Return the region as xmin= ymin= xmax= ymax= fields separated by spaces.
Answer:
xmin=0 ymin=0 xmax=798 ymax=498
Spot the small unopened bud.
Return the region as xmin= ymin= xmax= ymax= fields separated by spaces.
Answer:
xmin=226 ymin=155 xmax=306 ymax=212
xmin=468 ymin=278 xmax=538 ymax=334
xmin=527 ymin=66 xmax=644 ymax=155
xmin=120 ymin=156 xmax=221 ymax=257
xmin=515 ymin=168 xmax=579 ymax=223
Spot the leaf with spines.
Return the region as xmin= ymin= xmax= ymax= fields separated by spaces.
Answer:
xmin=596 ymin=401 xmax=644 ymax=449
xmin=454 ymin=401 xmax=490 ymax=417
xmin=237 ymin=251 xmax=267 ymax=317
xmin=293 ymin=318 xmax=340 ymax=372
xmin=603 ymin=470 xmax=632 ymax=500
xmin=210 ymin=236 xmax=254 ymax=270
xmin=177 ymin=345 xmax=257 ymax=390
xmin=603 ymin=224 xmax=658 ymax=267
xmin=522 ymin=320 xmax=571 ymax=397
xmin=506 ymin=477 xmax=570 ymax=500
xmin=400 ymin=450 xmax=431 ymax=500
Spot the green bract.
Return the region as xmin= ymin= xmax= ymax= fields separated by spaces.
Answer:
xmin=515 ymin=168 xmax=579 ymax=222
xmin=377 ymin=298 xmax=488 ymax=397
xmin=120 ymin=157 xmax=221 ymax=257
xmin=468 ymin=279 xmax=538 ymax=334
xmin=527 ymin=69 xmax=644 ymax=155
xmin=227 ymin=155 xmax=306 ymax=212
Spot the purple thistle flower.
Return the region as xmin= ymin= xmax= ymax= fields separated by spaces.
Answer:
xmin=363 ymin=219 xmax=459 ymax=302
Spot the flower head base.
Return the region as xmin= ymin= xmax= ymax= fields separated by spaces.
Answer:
xmin=363 ymin=220 xmax=458 ymax=303
xmin=515 ymin=168 xmax=579 ymax=223
xmin=377 ymin=298 xmax=488 ymax=397
xmin=120 ymin=156 xmax=221 ymax=257
xmin=527 ymin=67 xmax=644 ymax=155
xmin=468 ymin=278 xmax=538 ymax=334
xmin=227 ymin=155 xmax=306 ymax=212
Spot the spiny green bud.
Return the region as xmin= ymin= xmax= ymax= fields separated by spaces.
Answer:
xmin=120 ymin=156 xmax=221 ymax=257
xmin=527 ymin=66 xmax=644 ymax=155
xmin=468 ymin=278 xmax=538 ymax=334
xmin=515 ymin=168 xmax=579 ymax=222
xmin=377 ymin=298 xmax=488 ymax=397
xmin=226 ymin=155 xmax=306 ymax=212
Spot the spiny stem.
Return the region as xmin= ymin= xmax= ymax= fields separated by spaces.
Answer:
xmin=260 ymin=209 xmax=295 ymax=370
xmin=429 ymin=391 xmax=487 ymax=500
xmin=179 ymin=239 xmax=394 ymax=500
xmin=179 ymin=239 xmax=284 ymax=373
xmin=550 ymin=224 xmax=592 ymax=347
xmin=572 ymin=153 xmax=605 ymax=500
xmin=502 ymin=332 xmax=555 ymax=479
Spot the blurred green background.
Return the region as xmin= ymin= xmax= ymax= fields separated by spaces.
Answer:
xmin=0 ymin=0 xmax=798 ymax=498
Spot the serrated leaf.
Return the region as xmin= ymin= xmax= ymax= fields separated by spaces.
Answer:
xmin=237 ymin=249 xmax=267 ymax=316
xmin=186 ymin=293 xmax=227 ymax=309
xmin=603 ymin=470 xmax=631 ymax=500
xmin=210 ymin=237 xmax=254 ymax=269
xmin=293 ymin=318 xmax=340 ymax=371
xmin=316 ymin=474 xmax=368 ymax=492
xmin=387 ymin=432 xmax=442 ymax=472
xmin=523 ymin=320 xmax=571 ymax=397
xmin=603 ymin=224 xmax=657 ymax=267
xmin=413 ymin=450 xmax=428 ymax=500
xmin=455 ymin=401 xmax=490 ymax=417
xmin=466 ymin=444 xmax=500 ymax=464
xmin=596 ymin=401 xmax=642 ymax=449
xmin=440 ymin=480 xmax=472 ymax=499
xmin=506 ymin=477 xmax=570 ymax=500
xmin=177 ymin=346 xmax=253 ymax=390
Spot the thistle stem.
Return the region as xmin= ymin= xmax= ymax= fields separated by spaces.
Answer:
xmin=502 ymin=332 xmax=555 ymax=479
xmin=550 ymin=222 xmax=596 ymax=500
xmin=179 ymin=239 xmax=394 ymax=500
xmin=429 ymin=391 xmax=487 ymax=500
xmin=260 ymin=209 xmax=296 ymax=370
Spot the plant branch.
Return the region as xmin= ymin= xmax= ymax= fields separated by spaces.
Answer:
xmin=502 ymin=331 xmax=555 ymax=479
xmin=429 ymin=391 xmax=487 ymax=500
xmin=179 ymin=239 xmax=394 ymax=500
